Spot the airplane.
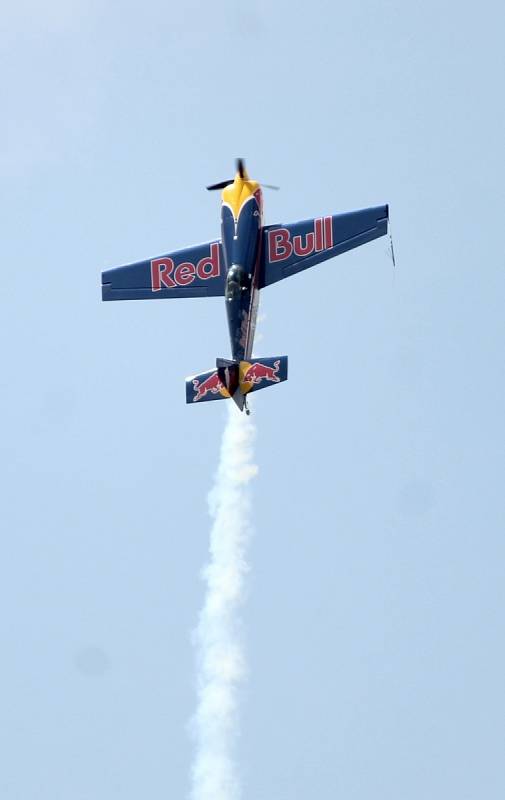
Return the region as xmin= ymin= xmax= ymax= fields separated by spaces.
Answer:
xmin=101 ymin=159 xmax=390 ymax=414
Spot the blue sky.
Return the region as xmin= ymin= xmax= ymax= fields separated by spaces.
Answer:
xmin=1 ymin=1 xmax=504 ymax=798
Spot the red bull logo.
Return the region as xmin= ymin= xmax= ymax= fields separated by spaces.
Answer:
xmin=268 ymin=217 xmax=333 ymax=263
xmin=151 ymin=242 xmax=220 ymax=291
xmin=241 ymin=359 xmax=280 ymax=389
xmin=192 ymin=371 xmax=228 ymax=402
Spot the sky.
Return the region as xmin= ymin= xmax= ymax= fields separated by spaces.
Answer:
xmin=1 ymin=0 xmax=505 ymax=798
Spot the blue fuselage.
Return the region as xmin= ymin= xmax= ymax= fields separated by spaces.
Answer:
xmin=221 ymin=191 xmax=262 ymax=362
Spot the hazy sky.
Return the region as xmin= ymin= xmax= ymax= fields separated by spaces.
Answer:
xmin=1 ymin=1 xmax=505 ymax=798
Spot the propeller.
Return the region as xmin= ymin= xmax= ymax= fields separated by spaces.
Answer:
xmin=206 ymin=179 xmax=235 ymax=191
xmin=206 ymin=158 xmax=279 ymax=191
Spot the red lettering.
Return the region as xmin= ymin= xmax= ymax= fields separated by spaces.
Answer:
xmin=293 ymin=231 xmax=315 ymax=257
xmin=151 ymin=257 xmax=175 ymax=291
xmin=197 ymin=242 xmax=220 ymax=280
xmin=324 ymin=216 xmax=333 ymax=249
xmin=174 ymin=262 xmax=195 ymax=285
xmin=268 ymin=229 xmax=293 ymax=262
xmin=314 ymin=218 xmax=324 ymax=251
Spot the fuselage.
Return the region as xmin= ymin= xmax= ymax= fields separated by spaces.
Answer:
xmin=220 ymin=172 xmax=263 ymax=362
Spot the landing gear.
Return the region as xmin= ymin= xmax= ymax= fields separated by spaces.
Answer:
xmin=244 ymin=397 xmax=251 ymax=416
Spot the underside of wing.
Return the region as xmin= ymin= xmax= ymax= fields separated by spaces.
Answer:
xmin=102 ymin=240 xmax=225 ymax=301
xmin=259 ymin=205 xmax=389 ymax=289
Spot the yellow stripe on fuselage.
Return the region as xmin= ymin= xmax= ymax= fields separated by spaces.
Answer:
xmin=222 ymin=170 xmax=260 ymax=220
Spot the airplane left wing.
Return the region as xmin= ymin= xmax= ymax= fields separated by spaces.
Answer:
xmin=102 ymin=240 xmax=225 ymax=301
xmin=259 ymin=205 xmax=389 ymax=289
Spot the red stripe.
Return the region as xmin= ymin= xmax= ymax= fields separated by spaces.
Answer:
xmin=324 ymin=216 xmax=333 ymax=249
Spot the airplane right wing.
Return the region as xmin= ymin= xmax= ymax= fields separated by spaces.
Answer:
xmin=259 ymin=205 xmax=389 ymax=289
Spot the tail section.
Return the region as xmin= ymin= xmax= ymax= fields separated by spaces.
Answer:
xmin=216 ymin=359 xmax=243 ymax=411
xmin=186 ymin=356 xmax=288 ymax=408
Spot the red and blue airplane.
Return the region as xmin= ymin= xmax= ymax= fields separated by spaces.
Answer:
xmin=101 ymin=159 xmax=390 ymax=413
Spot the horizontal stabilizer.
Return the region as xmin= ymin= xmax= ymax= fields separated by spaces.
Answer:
xmin=186 ymin=357 xmax=288 ymax=408
xmin=239 ymin=356 xmax=288 ymax=394
xmin=186 ymin=368 xmax=231 ymax=404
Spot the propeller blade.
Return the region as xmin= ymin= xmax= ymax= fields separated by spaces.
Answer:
xmin=236 ymin=157 xmax=246 ymax=179
xmin=261 ymin=183 xmax=280 ymax=191
xmin=206 ymin=179 xmax=234 ymax=191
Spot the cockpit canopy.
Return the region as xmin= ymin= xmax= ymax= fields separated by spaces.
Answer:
xmin=225 ymin=264 xmax=250 ymax=301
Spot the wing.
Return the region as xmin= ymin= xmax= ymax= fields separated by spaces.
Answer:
xmin=259 ymin=205 xmax=388 ymax=289
xmin=102 ymin=240 xmax=225 ymax=301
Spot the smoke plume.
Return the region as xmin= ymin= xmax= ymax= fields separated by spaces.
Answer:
xmin=190 ymin=402 xmax=258 ymax=800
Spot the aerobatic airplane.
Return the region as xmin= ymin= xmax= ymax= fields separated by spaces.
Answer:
xmin=101 ymin=159 xmax=390 ymax=413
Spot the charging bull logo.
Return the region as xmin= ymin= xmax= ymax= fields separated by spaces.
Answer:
xmin=151 ymin=242 xmax=220 ymax=291
xmin=240 ymin=360 xmax=280 ymax=392
xmin=192 ymin=372 xmax=229 ymax=402
xmin=268 ymin=217 xmax=334 ymax=263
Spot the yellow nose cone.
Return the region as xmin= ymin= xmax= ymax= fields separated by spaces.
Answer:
xmin=222 ymin=171 xmax=260 ymax=220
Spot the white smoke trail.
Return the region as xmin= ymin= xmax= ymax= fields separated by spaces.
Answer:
xmin=190 ymin=401 xmax=258 ymax=800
